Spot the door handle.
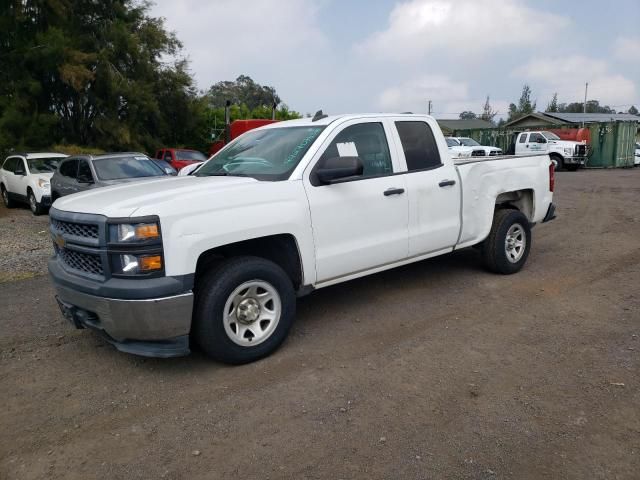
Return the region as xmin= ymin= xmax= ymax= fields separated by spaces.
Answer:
xmin=384 ymin=187 xmax=405 ymax=196
xmin=438 ymin=180 xmax=456 ymax=187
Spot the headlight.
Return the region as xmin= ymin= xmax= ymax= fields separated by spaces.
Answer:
xmin=38 ymin=179 xmax=50 ymax=188
xmin=564 ymin=148 xmax=573 ymax=156
xmin=110 ymin=221 xmax=160 ymax=243
xmin=118 ymin=254 xmax=163 ymax=274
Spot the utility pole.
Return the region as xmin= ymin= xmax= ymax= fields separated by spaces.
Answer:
xmin=583 ymin=82 xmax=588 ymax=127
xmin=427 ymin=100 xmax=432 ymax=116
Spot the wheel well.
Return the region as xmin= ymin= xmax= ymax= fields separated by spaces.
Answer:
xmin=495 ymin=189 xmax=534 ymax=221
xmin=195 ymin=234 xmax=303 ymax=290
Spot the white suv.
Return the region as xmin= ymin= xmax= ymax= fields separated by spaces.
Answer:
xmin=0 ymin=153 xmax=68 ymax=215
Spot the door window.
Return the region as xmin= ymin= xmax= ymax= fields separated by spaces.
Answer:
xmin=316 ymin=122 xmax=392 ymax=180
xmin=59 ymin=159 xmax=79 ymax=178
xmin=529 ymin=133 xmax=546 ymax=143
xmin=395 ymin=121 xmax=442 ymax=171
xmin=14 ymin=159 xmax=26 ymax=175
xmin=77 ymin=160 xmax=93 ymax=182
xmin=2 ymin=157 xmax=17 ymax=173
xmin=519 ymin=133 xmax=528 ymax=143
xmin=163 ymin=151 xmax=173 ymax=162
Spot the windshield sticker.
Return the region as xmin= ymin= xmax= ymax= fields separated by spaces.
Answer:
xmin=285 ymin=129 xmax=322 ymax=164
xmin=337 ymin=142 xmax=358 ymax=157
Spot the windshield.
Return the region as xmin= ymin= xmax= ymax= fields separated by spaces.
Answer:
xmin=27 ymin=157 xmax=62 ymax=173
xmin=92 ymin=155 xmax=166 ymax=181
xmin=458 ymin=138 xmax=480 ymax=146
xmin=446 ymin=138 xmax=459 ymax=147
xmin=196 ymin=126 xmax=325 ymax=180
xmin=542 ymin=131 xmax=561 ymax=140
xmin=177 ymin=150 xmax=207 ymax=161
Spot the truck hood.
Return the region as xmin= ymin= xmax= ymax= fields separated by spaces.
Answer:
xmin=52 ymin=175 xmax=257 ymax=218
xmin=550 ymin=140 xmax=583 ymax=147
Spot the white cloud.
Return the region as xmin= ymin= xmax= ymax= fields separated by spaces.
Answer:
xmin=513 ymin=55 xmax=637 ymax=106
xmin=356 ymin=0 xmax=569 ymax=61
xmin=152 ymin=0 xmax=327 ymax=89
xmin=613 ymin=36 xmax=640 ymax=63
xmin=378 ymin=75 xmax=468 ymax=113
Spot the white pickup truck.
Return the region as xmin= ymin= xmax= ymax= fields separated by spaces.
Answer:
xmin=49 ymin=114 xmax=556 ymax=363
xmin=515 ymin=131 xmax=587 ymax=171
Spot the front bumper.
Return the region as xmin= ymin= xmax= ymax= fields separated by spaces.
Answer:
xmin=564 ymin=156 xmax=586 ymax=165
xmin=53 ymin=283 xmax=193 ymax=357
xmin=40 ymin=195 xmax=52 ymax=207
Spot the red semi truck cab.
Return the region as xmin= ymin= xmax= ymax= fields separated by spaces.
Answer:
xmin=155 ymin=148 xmax=208 ymax=171
xmin=209 ymin=119 xmax=280 ymax=157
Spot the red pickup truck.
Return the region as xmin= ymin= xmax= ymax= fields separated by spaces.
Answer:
xmin=155 ymin=148 xmax=207 ymax=171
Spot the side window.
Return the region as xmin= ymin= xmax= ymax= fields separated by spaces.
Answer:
xmin=318 ymin=122 xmax=393 ymax=179
xmin=395 ymin=121 xmax=442 ymax=171
xmin=59 ymin=159 xmax=79 ymax=178
xmin=2 ymin=157 xmax=16 ymax=173
xmin=14 ymin=158 xmax=26 ymax=174
xmin=529 ymin=133 xmax=545 ymax=143
xmin=519 ymin=133 xmax=528 ymax=143
xmin=163 ymin=151 xmax=172 ymax=162
xmin=77 ymin=160 xmax=93 ymax=182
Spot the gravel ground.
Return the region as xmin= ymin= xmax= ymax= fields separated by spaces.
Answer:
xmin=0 ymin=169 xmax=639 ymax=479
xmin=0 ymin=203 xmax=51 ymax=282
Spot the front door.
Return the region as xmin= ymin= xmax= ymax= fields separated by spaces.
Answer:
xmin=303 ymin=120 xmax=409 ymax=283
xmin=526 ymin=132 xmax=548 ymax=154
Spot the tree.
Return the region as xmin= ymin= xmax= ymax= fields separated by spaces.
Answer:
xmin=480 ymin=96 xmax=497 ymax=123
xmin=207 ymin=75 xmax=281 ymax=110
xmin=459 ymin=111 xmax=477 ymax=120
xmin=0 ymin=0 xmax=211 ymax=153
xmin=557 ymin=100 xmax=615 ymax=114
xmin=629 ymin=105 xmax=639 ymax=115
xmin=508 ymin=84 xmax=536 ymax=122
xmin=546 ymin=93 xmax=559 ymax=112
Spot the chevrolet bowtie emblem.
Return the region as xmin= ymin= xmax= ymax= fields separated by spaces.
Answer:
xmin=55 ymin=233 xmax=66 ymax=249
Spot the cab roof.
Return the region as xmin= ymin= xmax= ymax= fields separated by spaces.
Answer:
xmin=261 ymin=113 xmax=434 ymax=129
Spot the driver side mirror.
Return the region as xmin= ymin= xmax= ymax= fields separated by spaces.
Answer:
xmin=315 ymin=156 xmax=364 ymax=185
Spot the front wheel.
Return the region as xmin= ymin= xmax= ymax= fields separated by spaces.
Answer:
xmin=28 ymin=190 xmax=45 ymax=215
xmin=553 ymin=156 xmax=564 ymax=171
xmin=481 ymin=209 xmax=531 ymax=274
xmin=193 ymin=256 xmax=296 ymax=364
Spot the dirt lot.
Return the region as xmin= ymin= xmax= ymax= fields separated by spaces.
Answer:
xmin=1 ymin=169 xmax=639 ymax=479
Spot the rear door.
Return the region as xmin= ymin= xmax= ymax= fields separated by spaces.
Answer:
xmin=11 ymin=157 xmax=30 ymax=197
xmin=390 ymin=119 xmax=461 ymax=257
xmin=2 ymin=157 xmax=19 ymax=194
xmin=303 ymin=119 xmax=409 ymax=283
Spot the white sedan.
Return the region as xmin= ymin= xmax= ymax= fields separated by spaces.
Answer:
xmin=452 ymin=137 xmax=502 ymax=156
xmin=0 ymin=152 xmax=67 ymax=215
xmin=446 ymin=138 xmax=473 ymax=158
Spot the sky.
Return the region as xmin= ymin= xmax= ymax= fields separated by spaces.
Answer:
xmin=150 ymin=0 xmax=640 ymax=119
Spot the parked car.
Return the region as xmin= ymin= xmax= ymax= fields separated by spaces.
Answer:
xmin=452 ymin=137 xmax=502 ymax=156
xmin=515 ymin=131 xmax=587 ymax=171
xmin=51 ymin=153 xmax=170 ymax=200
xmin=446 ymin=137 xmax=487 ymax=157
xmin=155 ymin=148 xmax=207 ymax=171
xmin=0 ymin=152 xmax=67 ymax=214
xmin=151 ymin=158 xmax=178 ymax=175
xmin=634 ymin=142 xmax=640 ymax=166
xmin=49 ymin=113 xmax=555 ymax=363
xmin=445 ymin=138 xmax=473 ymax=158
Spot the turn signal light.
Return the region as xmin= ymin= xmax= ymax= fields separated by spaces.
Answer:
xmin=139 ymin=255 xmax=163 ymax=272
xmin=135 ymin=224 xmax=159 ymax=240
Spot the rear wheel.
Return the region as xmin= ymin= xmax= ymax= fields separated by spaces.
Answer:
xmin=1 ymin=185 xmax=14 ymax=208
xmin=28 ymin=189 xmax=45 ymax=215
xmin=481 ymin=209 xmax=531 ymax=274
xmin=193 ymin=256 xmax=296 ymax=364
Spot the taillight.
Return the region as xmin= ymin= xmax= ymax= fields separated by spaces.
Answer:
xmin=549 ymin=162 xmax=555 ymax=192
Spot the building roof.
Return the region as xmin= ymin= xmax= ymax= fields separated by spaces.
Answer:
xmin=503 ymin=112 xmax=566 ymax=128
xmin=436 ymin=119 xmax=495 ymax=131
xmin=542 ymin=112 xmax=640 ymax=123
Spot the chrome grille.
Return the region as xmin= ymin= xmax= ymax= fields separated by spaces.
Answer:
xmin=575 ymin=144 xmax=587 ymax=156
xmin=471 ymin=149 xmax=486 ymax=157
xmin=52 ymin=219 xmax=99 ymax=239
xmin=56 ymin=246 xmax=104 ymax=276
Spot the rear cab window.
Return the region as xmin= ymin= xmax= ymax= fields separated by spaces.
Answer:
xmin=395 ymin=121 xmax=442 ymax=171
xmin=519 ymin=133 xmax=528 ymax=143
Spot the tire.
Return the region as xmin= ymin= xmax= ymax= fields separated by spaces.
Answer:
xmin=481 ymin=209 xmax=531 ymax=274
xmin=28 ymin=189 xmax=44 ymax=215
xmin=552 ymin=155 xmax=564 ymax=171
xmin=193 ymin=256 xmax=296 ymax=364
xmin=1 ymin=185 xmax=15 ymax=208
xmin=51 ymin=191 xmax=60 ymax=203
